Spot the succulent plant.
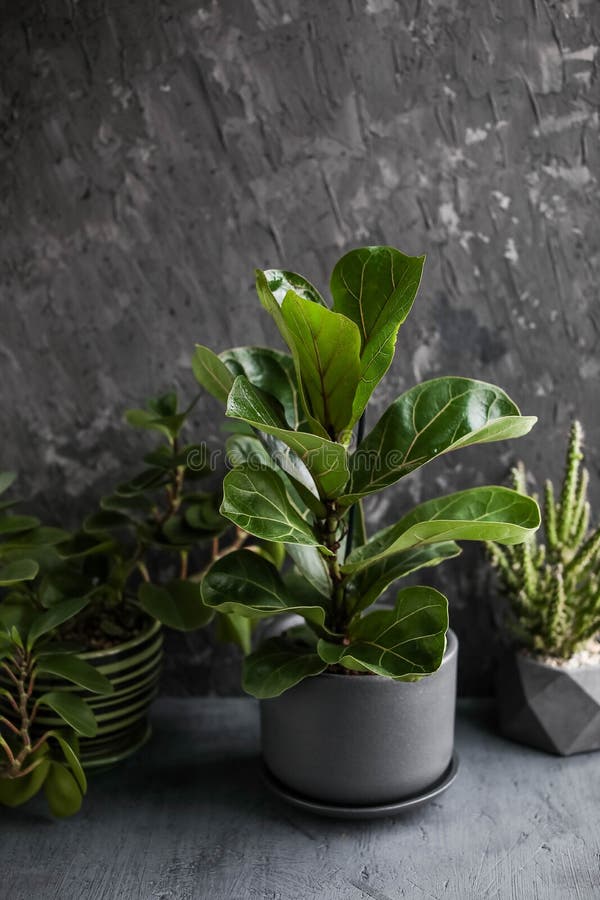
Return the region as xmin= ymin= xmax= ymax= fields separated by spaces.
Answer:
xmin=488 ymin=420 xmax=600 ymax=659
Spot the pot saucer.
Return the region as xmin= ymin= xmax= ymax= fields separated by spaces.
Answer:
xmin=261 ymin=753 xmax=459 ymax=820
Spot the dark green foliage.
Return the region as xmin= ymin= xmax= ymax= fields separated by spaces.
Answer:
xmin=195 ymin=246 xmax=540 ymax=697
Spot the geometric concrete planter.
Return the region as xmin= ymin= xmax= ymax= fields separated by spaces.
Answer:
xmin=496 ymin=650 xmax=600 ymax=756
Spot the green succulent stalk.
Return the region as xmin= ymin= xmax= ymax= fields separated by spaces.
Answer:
xmin=488 ymin=421 xmax=600 ymax=660
xmin=192 ymin=245 xmax=540 ymax=698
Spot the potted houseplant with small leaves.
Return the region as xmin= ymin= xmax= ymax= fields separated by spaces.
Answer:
xmin=35 ymin=392 xmax=257 ymax=768
xmin=194 ymin=245 xmax=540 ymax=815
xmin=488 ymin=420 xmax=600 ymax=755
xmin=0 ymin=473 xmax=113 ymax=816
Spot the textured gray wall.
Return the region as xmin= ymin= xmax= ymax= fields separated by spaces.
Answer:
xmin=1 ymin=0 xmax=599 ymax=694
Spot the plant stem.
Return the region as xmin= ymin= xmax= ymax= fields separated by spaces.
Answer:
xmin=190 ymin=528 xmax=249 ymax=582
xmin=323 ymin=500 xmax=345 ymax=632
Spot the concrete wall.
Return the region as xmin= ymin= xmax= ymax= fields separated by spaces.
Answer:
xmin=2 ymin=0 xmax=599 ymax=693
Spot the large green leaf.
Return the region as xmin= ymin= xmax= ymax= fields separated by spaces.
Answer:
xmin=350 ymin=542 xmax=461 ymax=613
xmin=0 ymin=751 xmax=50 ymax=808
xmin=342 ymin=486 xmax=540 ymax=574
xmin=138 ymin=580 xmax=213 ymax=631
xmin=36 ymin=654 xmax=114 ymax=695
xmin=256 ymin=271 xmax=362 ymax=438
xmin=49 ymin=732 xmax=86 ymax=794
xmin=220 ymin=346 xmax=300 ymax=428
xmin=43 ymin=761 xmax=83 ymax=818
xmin=0 ymin=558 xmax=39 ymax=586
xmin=317 ymin=586 xmax=448 ymax=678
xmin=346 ymin=377 xmax=537 ymax=501
xmin=37 ymin=692 xmax=98 ymax=737
xmin=285 ymin=543 xmax=332 ymax=598
xmin=330 ymin=246 xmax=425 ymax=420
xmin=243 ymin=634 xmax=327 ymax=698
xmin=279 ymin=291 xmax=362 ymax=438
xmin=192 ymin=345 xmax=235 ymax=404
xmin=226 ymin=434 xmax=326 ymax=519
xmin=226 ymin=376 xmax=349 ymax=498
xmin=220 ymin=465 xmax=324 ymax=547
xmin=202 ymin=550 xmax=328 ymax=629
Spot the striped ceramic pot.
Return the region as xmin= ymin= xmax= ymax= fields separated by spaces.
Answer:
xmin=35 ymin=618 xmax=163 ymax=769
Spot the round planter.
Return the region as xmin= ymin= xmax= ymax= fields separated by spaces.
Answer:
xmin=35 ymin=618 xmax=163 ymax=768
xmin=261 ymin=627 xmax=458 ymax=807
xmin=496 ymin=649 xmax=600 ymax=756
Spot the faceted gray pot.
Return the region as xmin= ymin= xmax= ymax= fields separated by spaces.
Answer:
xmin=496 ymin=650 xmax=600 ymax=756
xmin=260 ymin=624 xmax=458 ymax=806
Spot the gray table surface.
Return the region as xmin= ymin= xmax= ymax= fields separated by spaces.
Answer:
xmin=1 ymin=698 xmax=599 ymax=900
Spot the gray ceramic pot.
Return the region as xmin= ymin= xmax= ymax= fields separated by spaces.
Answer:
xmin=261 ymin=627 xmax=458 ymax=805
xmin=496 ymin=650 xmax=600 ymax=756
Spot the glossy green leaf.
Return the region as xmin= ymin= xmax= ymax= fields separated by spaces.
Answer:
xmin=285 ymin=543 xmax=332 ymax=598
xmin=0 ymin=754 xmax=50 ymax=808
xmin=27 ymin=597 xmax=90 ymax=649
xmin=202 ymin=550 xmax=328 ymax=629
xmin=350 ymin=542 xmax=462 ymax=612
xmin=37 ymin=654 xmax=114 ymax=695
xmin=221 ymin=465 xmax=323 ymax=547
xmin=38 ymin=692 xmax=98 ymax=737
xmin=43 ymin=761 xmax=83 ymax=817
xmin=226 ymin=434 xmax=275 ymax=469
xmin=0 ymin=558 xmax=39 ymax=586
xmin=226 ymin=434 xmax=326 ymax=519
xmin=256 ymin=272 xmax=362 ymax=438
xmin=347 ymin=377 xmax=537 ymax=501
xmin=226 ymin=376 xmax=349 ymax=498
xmin=330 ymin=246 xmax=425 ymax=420
xmin=192 ymin=345 xmax=235 ymax=404
xmin=279 ymin=290 xmax=362 ymax=438
xmin=47 ymin=732 xmax=86 ymax=794
xmin=0 ymin=527 xmax=70 ymax=552
xmin=317 ymin=586 xmax=448 ymax=678
xmin=220 ymin=346 xmax=300 ymax=428
xmin=243 ymin=635 xmax=326 ymax=698
xmin=138 ymin=580 xmax=213 ymax=631
xmin=342 ymin=486 xmax=540 ymax=574
xmin=0 ymin=514 xmax=39 ymax=535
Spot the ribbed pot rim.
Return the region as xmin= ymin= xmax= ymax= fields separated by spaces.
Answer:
xmin=79 ymin=617 xmax=161 ymax=660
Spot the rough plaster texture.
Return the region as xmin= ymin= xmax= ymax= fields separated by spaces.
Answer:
xmin=1 ymin=0 xmax=599 ymax=694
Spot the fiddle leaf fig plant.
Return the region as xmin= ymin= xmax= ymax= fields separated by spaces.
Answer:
xmin=195 ymin=246 xmax=540 ymax=697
